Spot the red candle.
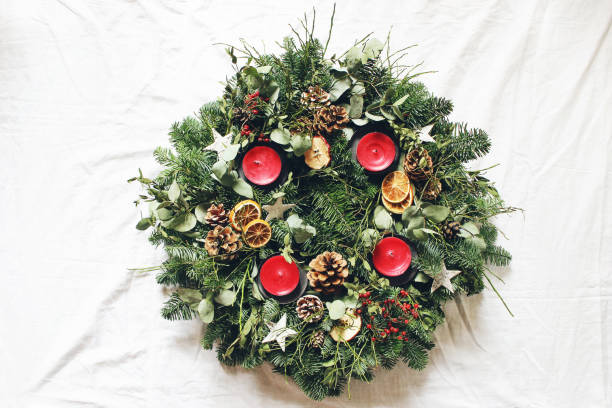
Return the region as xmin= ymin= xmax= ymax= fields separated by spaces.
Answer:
xmin=372 ymin=237 xmax=412 ymax=277
xmin=356 ymin=132 xmax=397 ymax=172
xmin=242 ymin=146 xmax=282 ymax=185
xmin=259 ymin=255 xmax=300 ymax=296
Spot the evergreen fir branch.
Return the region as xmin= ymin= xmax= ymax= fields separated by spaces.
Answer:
xmin=161 ymin=293 xmax=196 ymax=321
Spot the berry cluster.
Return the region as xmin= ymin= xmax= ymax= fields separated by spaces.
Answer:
xmin=357 ymin=290 xmax=420 ymax=342
xmin=244 ymin=90 xmax=268 ymax=116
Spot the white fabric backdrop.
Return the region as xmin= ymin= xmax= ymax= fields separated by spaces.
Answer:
xmin=1 ymin=1 xmax=611 ymax=407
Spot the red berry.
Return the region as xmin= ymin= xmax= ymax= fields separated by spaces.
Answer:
xmin=397 ymin=336 xmax=403 ymax=340
xmin=365 ymin=291 xmax=371 ymax=297
xmin=243 ymin=124 xmax=249 ymax=130
xmin=404 ymin=319 xmax=409 ymax=324
xmin=356 ymin=309 xmax=362 ymax=314
xmin=366 ymin=324 xmax=372 ymax=329
xmin=385 ymin=329 xmax=390 ymax=334
xmin=264 ymin=97 xmax=269 ymax=101
xmin=372 ymin=337 xmax=376 ymax=341
xmin=414 ymin=303 xmax=419 ymax=309
xmin=406 ymin=304 xmax=411 ymax=309
xmin=381 ymin=307 xmax=386 ymax=312
xmin=368 ymin=299 xmax=372 ymax=304
xmin=390 ymin=299 xmax=395 ymax=303
xmin=370 ymin=315 xmax=375 ymax=320
xmin=252 ymin=109 xmax=259 ymax=114
xmin=265 ymin=138 xmax=270 ymax=142
xmin=254 ymin=90 xmax=259 ymax=96
xmin=392 ymin=318 xmax=397 ymax=323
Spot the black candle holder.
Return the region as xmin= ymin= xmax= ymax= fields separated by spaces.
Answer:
xmin=370 ymin=235 xmax=417 ymax=287
xmin=255 ymin=254 xmax=308 ymax=304
xmin=237 ymin=141 xmax=289 ymax=190
xmin=349 ymin=122 xmax=401 ymax=177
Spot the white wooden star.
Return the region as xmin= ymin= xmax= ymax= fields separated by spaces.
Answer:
xmin=205 ymin=129 xmax=233 ymax=155
xmin=417 ymin=124 xmax=435 ymax=143
xmin=262 ymin=313 xmax=297 ymax=352
xmin=430 ymin=262 xmax=462 ymax=294
xmin=262 ymin=197 xmax=296 ymax=222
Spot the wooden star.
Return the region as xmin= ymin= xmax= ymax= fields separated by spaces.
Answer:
xmin=430 ymin=262 xmax=462 ymax=294
xmin=205 ymin=129 xmax=232 ymax=155
xmin=262 ymin=197 xmax=296 ymax=222
xmin=262 ymin=314 xmax=297 ymax=352
xmin=418 ymin=124 xmax=435 ymax=143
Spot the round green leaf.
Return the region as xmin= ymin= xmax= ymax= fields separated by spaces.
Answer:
xmin=326 ymin=300 xmax=346 ymax=320
xmin=168 ymin=180 xmax=180 ymax=202
xmin=166 ymin=213 xmax=197 ymax=232
xmin=214 ymin=289 xmax=237 ymax=306
xmin=198 ymin=298 xmax=214 ymax=323
xmin=422 ymin=205 xmax=450 ymax=223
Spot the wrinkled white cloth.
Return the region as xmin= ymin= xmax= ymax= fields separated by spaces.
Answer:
xmin=1 ymin=1 xmax=611 ymax=407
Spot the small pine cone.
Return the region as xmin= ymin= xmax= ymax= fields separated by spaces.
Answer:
xmin=296 ymin=295 xmax=324 ymax=322
xmin=442 ymin=221 xmax=461 ymax=241
xmin=310 ymin=330 xmax=325 ymax=348
xmin=232 ymin=107 xmax=250 ymax=123
xmin=307 ymin=251 xmax=349 ymax=295
xmin=300 ymin=85 xmax=331 ymax=110
xmin=421 ymin=178 xmax=442 ymax=201
xmin=204 ymin=225 xmax=242 ymax=260
xmin=313 ymin=105 xmax=350 ymax=135
xmin=403 ymin=148 xmax=434 ymax=181
xmin=204 ymin=203 xmax=228 ymax=227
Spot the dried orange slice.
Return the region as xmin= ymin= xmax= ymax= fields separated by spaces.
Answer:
xmin=242 ymin=219 xmax=272 ymax=248
xmin=382 ymin=183 xmax=414 ymax=214
xmin=381 ymin=171 xmax=411 ymax=203
xmin=229 ymin=200 xmax=261 ymax=231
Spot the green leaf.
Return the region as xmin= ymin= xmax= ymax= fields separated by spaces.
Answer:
xmin=286 ymin=214 xmax=316 ymax=243
xmin=221 ymin=144 xmax=240 ymax=161
xmin=232 ymin=178 xmax=253 ymax=198
xmin=329 ymin=77 xmax=352 ymax=102
xmin=363 ymin=38 xmax=384 ymax=60
xmin=361 ymin=228 xmax=379 ymax=248
xmin=197 ymin=298 xmax=214 ymax=323
xmin=352 ymin=82 xmax=365 ymax=95
xmin=214 ymin=289 xmax=237 ymax=306
xmin=365 ymin=112 xmax=385 ymax=121
xmin=136 ymin=218 xmax=152 ymax=230
xmin=326 ymin=300 xmax=346 ymax=320
xmin=406 ymin=216 xmax=425 ymax=231
xmin=351 ymin=118 xmax=369 ymax=126
xmin=256 ymin=65 xmax=272 ymax=74
xmin=177 ymin=288 xmax=202 ymax=307
xmin=412 ymin=228 xmax=427 ymax=241
xmin=165 ymin=213 xmax=197 ymax=232
xmin=380 ymin=108 xmax=395 ymax=120
xmin=373 ymin=206 xmax=393 ymax=230
xmin=289 ymin=134 xmax=311 ymax=156
xmin=422 ymin=205 xmax=450 ymax=223
xmin=345 ymin=46 xmax=363 ymax=71
xmin=194 ymin=204 xmax=208 ymax=224
xmin=393 ymin=94 xmax=410 ymax=106
xmin=342 ymin=127 xmax=354 ymax=141
xmin=459 ymin=221 xmax=480 ymax=237
xmin=270 ymin=128 xmax=291 ymax=145
xmin=168 ymin=180 xmax=180 ymax=202
xmin=402 ymin=206 xmax=420 ymax=222
xmin=349 ymin=94 xmax=364 ymax=118
xmin=467 ymin=235 xmax=487 ymax=250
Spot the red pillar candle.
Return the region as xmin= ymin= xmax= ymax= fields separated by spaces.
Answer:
xmin=259 ymin=255 xmax=300 ymax=296
xmin=372 ymin=237 xmax=412 ymax=277
xmin=241 ymin=146 xmax=282 ymax=186
xmin=356 ymin=132 xmax=397 ymax=172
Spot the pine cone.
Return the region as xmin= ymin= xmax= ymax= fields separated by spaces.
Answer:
xmin=442 ymin=221 xmax=461 ymax=241
xmin=301 ymin=85 xmax=330 ymax=110
xmin=310 ymin=330 xmax=325 ymax=348
xmin=204 ymin=203 xmax=228 ymax=227
xmin=313 ymin=105 xmax=350 ymax=135
xmin=307 ymin=251 xmax=349 ymax=295
xmin=204 ymin=225 xmax=242 ymax=260
xmin=403 ymin=148 xmax=433 ymax=181
xmin=296 ymin=295 xmax=324 ymax=322
xmin=232 ymin=107 xmax=250 ymax=123
xmin=421 ymin=177 xmax=442 ymax=201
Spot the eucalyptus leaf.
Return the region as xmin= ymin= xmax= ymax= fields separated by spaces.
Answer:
xmin=402 ymin=206 xmax=420 ymax=222
xmin=412 ymin=228 xmax=427 ymax=241
xmin=373 ymin=206 xmax=393 ymax=230
xmin=326 ymin=299 xmax=346 ymax=320
xmin=136 ymin=218 xmax=152 ymax=230
xmin=270 ymin=128 xmax=291 ymax=145
xmin=342 ymin=127 xmax=354 ymax=141
xmin=467 ymin=235 xmax=487 ymax=250
xmin=363 ymin=38 xmax=384 ymax=60
xmin=197 ymin=298 xmax=214 ymax=323
xmin=422 ymin=205 xmax=450 ymax=223
xmin=232 ymin=178 xmax=253 ymax=198
xmin=351 ymin=82 xmax=365 ymax=96
xmin=194 ymin=204 xmax=208 ymax=224
xmin=330 ymin=66 xmax=349 ymax=78
xmin=221 ymin=144 xmax=240 ymax=161
xmin=380 ymin=108 xmax=395 ymax=120
xmin=166 ymin=212 xmax=197 ymax=232
xmin=460 ymin=221 xmax=480 ymax=236
xmin=406 ymin=216 xmax=425 ymax=231
xmin=256 ymin=65 xmax=272 ymax=74
xmin=329 ymin=77 xmax=352 ymax=102
xmin=351 ymin=118 xmax=369 ymax=126
xmin=290 ymin=134 xmax=311 ymax=156
xmin=361 ymin=228 xmax=379 ymax=248
xmin=177 ymin=288 xmax=202 ymax=306
xmin=214 ymin=289 xmax=237 ymax=306
xmin=168 ymin=180 xmax=180 ymax=202
xmin=286 ymin=214 xmax=316 ymax=243
xmin=349 ymin=94 xmax=364 ymax=118
xmin=345 ymin=46 xmax=363 ymax=70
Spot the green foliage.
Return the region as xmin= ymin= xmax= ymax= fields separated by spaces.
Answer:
xmin=131 ymin=12 xmax=516 ymax=400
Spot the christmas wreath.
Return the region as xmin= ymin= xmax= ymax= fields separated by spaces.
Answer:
xmin=131 ymin=12 xmax=516 ymax=400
